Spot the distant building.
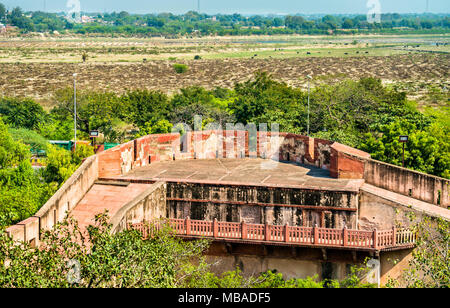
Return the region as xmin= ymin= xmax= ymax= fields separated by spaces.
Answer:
xmin=81 ymin=15 xmax=95 ymax=23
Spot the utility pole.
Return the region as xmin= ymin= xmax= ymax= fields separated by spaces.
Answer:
xmin=73 ymin=73 xmax=77 ymax=150
xmin=197 ymin=0 xmax=200 ymax=13
xmin=306 ymin=75 xmax=312 ymax=136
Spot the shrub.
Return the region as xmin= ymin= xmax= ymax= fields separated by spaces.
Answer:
xmin=8 ymin=128 xmax=48 ymax=152
xmin=173 ymin=63 xmax=188 ymax=74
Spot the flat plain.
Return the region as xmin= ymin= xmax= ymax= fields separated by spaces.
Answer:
xmin=0 ymin=34 xmax=448 ymax=108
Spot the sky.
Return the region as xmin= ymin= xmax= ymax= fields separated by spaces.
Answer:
xmin=2 ymin=0 xmax=449 ymax=15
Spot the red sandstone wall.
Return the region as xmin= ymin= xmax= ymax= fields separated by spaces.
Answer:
xmin=7 ymin=130 xmax=448 ymax=247
xmin=97 ymin=141 xmax=134 ymax=178
xmin=96 ymin=131 xmax=369 ymax=180
xmin=364 ymin=159 xmax=449 ymax=208
xmin=330 ymin=144 xmax=368 ymax=179
xmin=314 ymin=138 xmax=334 ymax=170
xmin=135 ymin=133 xmax=180 ymax=166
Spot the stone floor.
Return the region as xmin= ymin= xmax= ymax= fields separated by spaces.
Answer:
xmin=70 ymin=183 xmax=152 ymax=231
xmin=120 ymin=158 xmax=364 ymax=192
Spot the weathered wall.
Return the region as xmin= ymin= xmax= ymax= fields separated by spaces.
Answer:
xmin=96 ymin=130 xmax=373 ymax=181
xmin=7 ymin=129 xmax=448 ymax=250
xmin=205 ymin=242 xmax=371 ymax=281
xmin=6 ymin=155 xmax=99 ymax=245
xmin=359 ymin=190 xmax=421 ymax=231
xmin=111 ymin=182 xmax=167 ymax=233
xmin=330 ymin=143 xmax=369 ymax=179
xmin=364 ymin=159 xmax=449 ymax=208
xmin=380 ymin=249 xmax=413 ymax=286
xmin=135 ymin=133 xmax=181 ymax=166
xmin=167 ymin=182 xmax=359 ymax=229
xmin=97 ymin=140 xmax=134 ymax=178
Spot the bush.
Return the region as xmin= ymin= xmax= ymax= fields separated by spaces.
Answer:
xmin=8 ymin=128 xmax=48 ymax=152
xmin=194 ymin=55 xmax=202 ymax=60
xmin=173 ymin=63 xmax=188 ymax=74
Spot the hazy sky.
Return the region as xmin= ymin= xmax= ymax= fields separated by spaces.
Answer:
xmin=2 ymin=0 xmax=449 ymax=15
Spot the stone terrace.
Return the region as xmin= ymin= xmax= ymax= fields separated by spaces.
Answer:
xmin=118 ymin=158 xmax=364 ymax=192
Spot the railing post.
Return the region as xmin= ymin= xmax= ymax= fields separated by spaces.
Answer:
xmin=185 ymin=217 xmax=191 ymax=236
xmin=373 ymin=229 xmax=378 ymax=249
xmin=284 ymin=224 xmax=289 ymax=243
xmin=313 ymin=224 xmax=319 ymax=245
xmin=343 ymin=226 xmax=348 ymax=247
xmin=392 ymin=226 xmax=397 ymax=246
xmin=213 ymin=219 xmax=218 ymax=238
xmin=241 ymin=221 xmax=247 ymax=240
xmin=265 ymin=223 xmax=270 ymax=242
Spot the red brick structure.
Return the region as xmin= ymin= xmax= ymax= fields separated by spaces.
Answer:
xmin=6 ymin=130 xmax=449 ymax=285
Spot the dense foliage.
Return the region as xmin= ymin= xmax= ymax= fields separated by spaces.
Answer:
xmin=386 ymin=216 xmax=449 ymax=288
xmin=1 ymin=4 xmax=449 ymax=36
xmin=0 ymin=116 xmax=93 ymax=227
xmin=0 ymin=213 xmax=374 ymax=288
xmin=0 ymin=118 xmax=55 ymax=227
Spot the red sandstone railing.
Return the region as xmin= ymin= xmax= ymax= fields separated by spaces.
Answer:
xmin=131 ymin=218 xmax=416 ymax=250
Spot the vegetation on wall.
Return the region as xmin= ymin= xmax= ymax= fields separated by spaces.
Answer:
xmin=386 ymin=216 xmax=450 ymax=288
xmin=0 ymin=213 xmax=375 ymax=288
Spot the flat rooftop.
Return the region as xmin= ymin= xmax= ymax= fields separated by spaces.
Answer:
xmin=117 ymin=158 xmax=364 ymax=192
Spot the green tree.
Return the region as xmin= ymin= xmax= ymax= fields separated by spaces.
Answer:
xmin=0 ymin=97 xmax=47 ymax=130
xmin=41 ymin=145 xmax=77 ymax=185
xmin=52 ymin=88 xmax=125 ymax=141
xmin=0 ymin=118 xmax=55 ymax=227
xmin=0 ymin=3 xmax=5 ymax=23
xmin=0 ymin=214 xmax=210 ymax=288
xmin=360 ymin=119 xmax=449 ymax=178
xmin=8 ymin=127 xmax=48 ymax=153
xmin=173 ymin=63 xmax=188 ymax=74
xmin=386 ymin=216 xmax=449 ymax=288
xmin=10 ymin=7 xmax=34 ymax=32
xmin=230 ymin=72 xmax=305 ymax=132
xmin=122 ymin=89 xmax=169 ymax=129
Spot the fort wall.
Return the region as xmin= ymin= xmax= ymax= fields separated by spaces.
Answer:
xmin=167 ymin=182 xmax=358 ymax=229
xmin=110 ymin=182 xmax=167 ymax=234
xmin=5 ymin=130 xmax=448 ymax=287
xmin=363 ymin=158 xmax=449 ymax=208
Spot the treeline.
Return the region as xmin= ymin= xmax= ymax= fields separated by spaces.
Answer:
xmin=1 ymin=73 xmax=448 ymax=180
xmin=1 ymin=3 xmax=449 ymax=36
